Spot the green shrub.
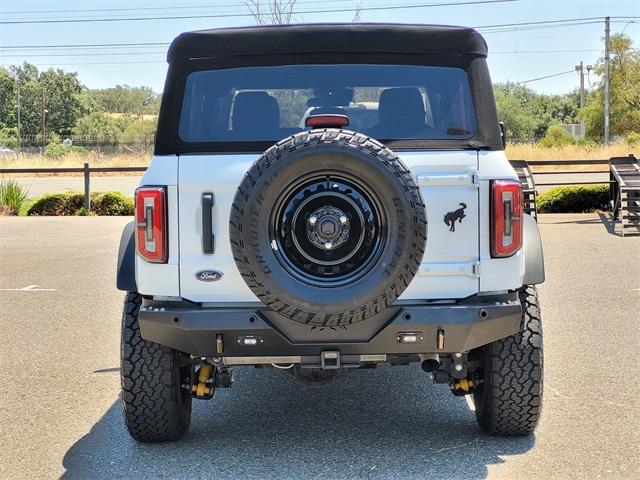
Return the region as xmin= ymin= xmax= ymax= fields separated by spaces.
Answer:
xmin=0 ymin=179 xmax=29 ymax=215
xmin=537 ymin=185 xmax=609 ymax=213
xmin=27 ymin=192 xmax=84 ymax=216
xmin=44 ymin=142 xmax=88 ymax=159
xmin=74 ymin=207 xmax=92 ymax=216
xmin=27 ymin=191 xmax=133 ymax=216
xmin=0 ymin=127 xmax=19 ymax=150
xmin=91 ymin=191 xmax=134 ymax=215
xmin=539 ymin=125 xmax=575 ymax=148
xmin=626 ymin=131 xmax=640 ymax=147
xmin=574 ymin=136 xmax=597 ymax=147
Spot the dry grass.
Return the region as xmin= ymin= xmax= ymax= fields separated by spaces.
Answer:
xmin=0 ymin=205 xmax=15 ymax=216
xmin=1 ymin=144 xmax=636 ymax=176
xmin=506 ymin=143 xmax=636 ymax=172
xmin=0 ymin=152 xmax=150 ymax=177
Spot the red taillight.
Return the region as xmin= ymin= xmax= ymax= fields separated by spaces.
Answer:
xmin=491 ymin=180 xmax=523 ymax=258
xmin=305 ymin=114 xmax=350 ymax=128
xmin=135 ymin=187 xmax=167 ymax=263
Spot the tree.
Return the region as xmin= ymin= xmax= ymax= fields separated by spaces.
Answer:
xmin=39 ymin=68 xmax=88 ymax=136
xmin=0 ymin=69 xmax=18 ymax=133
xmin=352 ymin=2 xmax=363 ymax=22
xmin=72 ymin=111 xmax=122 ymax=144
xmin=120 ymin=116 xmax=158 ymax=146
xmin=245 ymin=0 xmax=297 ymax=24
xmin=89 ymin=85 xmax=160 ymax=115
xmin=494 ymin=82 xmax=580 ymax=139
xmin=539 ymin=124 xmax=575 ymax=148
xmin=580 ymin=33 xmax=640 ymax=139
xmin=0 ymin=63 xmax=93 ymax=142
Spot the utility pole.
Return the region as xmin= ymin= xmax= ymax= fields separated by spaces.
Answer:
xmin=575 ymin=61 xmax=585 ymax=109
xmin=13 ymin=74 xmax=21 ymax=159
xmin=604 ymin=16 xmax=610 ymax=146
xmin=141 ymin=112 xmax=145 ymax=154
xmin=575 ymin=61 xmax=591 ymax=137
xmin=40 ymin=88 xmax=46 ymax=155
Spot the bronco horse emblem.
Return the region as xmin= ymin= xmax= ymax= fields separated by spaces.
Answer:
xmin=443 ymin=203 xmax=467 ymax=232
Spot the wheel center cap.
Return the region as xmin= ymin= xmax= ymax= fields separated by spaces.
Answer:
xmin=319 ymin=218 xmax=338 ymax=237
xmin=306 ymin=206 xmax=350 ymax=251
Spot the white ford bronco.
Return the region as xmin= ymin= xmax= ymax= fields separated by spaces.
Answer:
xmin=117 ymin=23 xmax=545 ymax=442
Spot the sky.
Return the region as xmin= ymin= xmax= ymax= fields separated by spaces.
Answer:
xmin=0 ymin=0 xmax=638 ymax=94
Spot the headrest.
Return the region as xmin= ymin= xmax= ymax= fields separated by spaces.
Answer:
xmin=377 ymin=88 xmax=426 ymax=131
xmin=232 ymin=91 xmax=280 ymax=135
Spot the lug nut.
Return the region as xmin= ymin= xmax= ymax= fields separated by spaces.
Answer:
xmin=324 ymin=241 xmax=333 ymax=250
xmin=309 ymin=216 xmax=317 ymax=225
xmin=339 ymin=215 xmax=348 ymax=224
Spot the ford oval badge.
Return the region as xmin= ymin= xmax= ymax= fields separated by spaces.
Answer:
xmin=195 ymin=270 xmax=223 ymax=282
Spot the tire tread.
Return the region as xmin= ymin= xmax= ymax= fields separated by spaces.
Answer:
xmin=475 ymin=285 xmax=543 ymax=436
xmin=121 ymin=292 xmax=191 ymax=442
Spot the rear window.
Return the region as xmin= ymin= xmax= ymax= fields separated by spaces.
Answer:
xmin=179 ymin=64 xmax=476 ymax=143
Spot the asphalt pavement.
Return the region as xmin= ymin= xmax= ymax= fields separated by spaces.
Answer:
xmin=0 ymin=214 xmax=638 ymax=479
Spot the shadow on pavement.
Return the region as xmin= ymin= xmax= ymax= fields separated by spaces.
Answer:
xmin=61 ymin=365 xmax=534 ymax=480
xmin=537 ymin=217 xmax=602 ymax=225
xmin=538 ymin=213 xmax=623 ymax=236
xmin=93 ymin=367 xmax=120 ymax=374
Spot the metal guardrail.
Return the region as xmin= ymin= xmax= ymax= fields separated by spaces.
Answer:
xmin=0 ymin=158 xmax=633 ymax=211
xmin=524 ymin=159 xmax=612 ymax=187
xmin=0 ymin=163 xmax=147 ymax=210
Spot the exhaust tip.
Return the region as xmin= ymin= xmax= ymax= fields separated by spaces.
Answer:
xmin=421 ymin=358 xmax=440 ymax=373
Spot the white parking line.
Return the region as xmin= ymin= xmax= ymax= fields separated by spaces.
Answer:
xmin=0 ymin=285 xmax=57 ymax=292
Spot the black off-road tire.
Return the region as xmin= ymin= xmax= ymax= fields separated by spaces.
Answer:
xmin=120 ymin=292 xmax=192 ymax=442
xmin=230 ymin=129 xmax=427 ymax=327
xmin=474 ymin=286 xmax=543 ymax=436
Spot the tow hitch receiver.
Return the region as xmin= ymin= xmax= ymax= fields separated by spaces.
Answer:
xmin=320 ymin=351 xmax=340 ymax=369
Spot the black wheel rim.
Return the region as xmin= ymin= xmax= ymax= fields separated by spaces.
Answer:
xmin=270 ymin=172 xmax=387 ymax=287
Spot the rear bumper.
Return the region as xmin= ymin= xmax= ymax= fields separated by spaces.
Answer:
xmin=138 ymin=293 xmax=522 ymax=358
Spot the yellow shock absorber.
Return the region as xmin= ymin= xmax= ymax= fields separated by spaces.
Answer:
xmin=198 ymin=365 xmax=212 ymax=384
xmin=454 ymin=378 xmax=475 ymax=393
xmin=192 ymin=365 xmax=213 ymax=397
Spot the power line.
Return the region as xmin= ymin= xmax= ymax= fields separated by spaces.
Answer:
xmin=0 ymin=2 xmax=268 ymax=14
xmin=0 ymin=60 xmax=166 ymax=67
xmin=482 ymin=21 xmax=603 ymax=34
xmin=0 ymin=0 xmax=517 ymax=24
xmin=476 ymin=16 xmax=603 ymax=29
xmin=0 ymin=51 xmax=167 ymax=58
xmin=492 ymin=49 xmax=601 ymax=54
xmin=517 ymin=70 xmax=575 ymax=84
xmin=1 ymin=14 xmax=632 ymax=54
xmin=478 ymin=15 xmax=639 ymax=29
xmin=0 ymin=22 xmax=600 ymax=50
xmin=0 ymin=0 xmax=353 ymax=14
xmin=0 ymin=42 xmax=170 ymax=50
xmin=0 ymin=16 xmax=612 ymax=50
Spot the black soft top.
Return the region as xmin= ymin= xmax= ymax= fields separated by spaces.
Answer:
xmin=168 ymin=23 xmax=488 ymax=61
xmin=155 ymin=23 xmax=502 ymax=154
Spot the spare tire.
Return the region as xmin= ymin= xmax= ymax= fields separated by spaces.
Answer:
xmin=230 ymin=129 xmax=426 ymax=326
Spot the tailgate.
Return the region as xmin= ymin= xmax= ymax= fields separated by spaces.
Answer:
xmin=177 ymin=151 xmax=479 ymax=303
